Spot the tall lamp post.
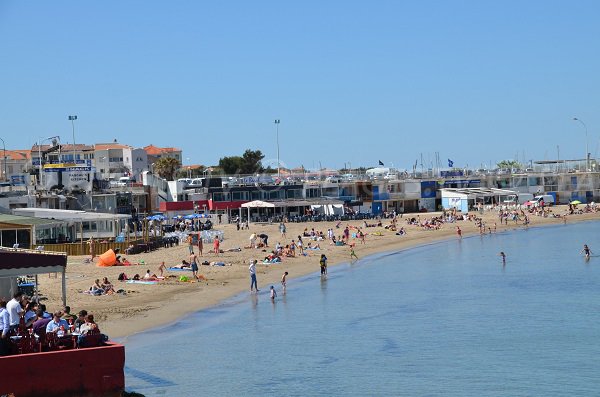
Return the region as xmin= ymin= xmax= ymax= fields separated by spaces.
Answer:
xmin=68 ymin=115 xmax=77 ymax=164
xmin=0 ymin=137 xmax=6 ymax=181
xmin=274 ymin=119 xmax=281 ymax=179
xmin=573 ymin=117 xmax=589 ymax=172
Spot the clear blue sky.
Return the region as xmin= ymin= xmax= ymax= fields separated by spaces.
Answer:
xmin=1 ymin=1 xmax=599 ymax=171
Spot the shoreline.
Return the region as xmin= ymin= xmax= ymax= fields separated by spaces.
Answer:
xmin=37 ymin=206 xmax=600 ymax=339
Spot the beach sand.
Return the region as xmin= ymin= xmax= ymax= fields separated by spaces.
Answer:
xmin=36 ymin=206 xmax=599 ymax=339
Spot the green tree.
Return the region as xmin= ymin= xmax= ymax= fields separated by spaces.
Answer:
xmin=153 ymin=157 xmax=181 ymax=180
xmin=496 ymin=160 xmax=522 ymax=170
xmin=241 ymin=149 xmax=265 ymax=174
xmin=218 ymin=149 xmax=265 ymax=175
xmin=218 ymin=156 xmax=244 ymax=175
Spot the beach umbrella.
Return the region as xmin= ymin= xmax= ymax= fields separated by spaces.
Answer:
xmin=570 ymin=200 xmax=582 ymax=205
xmin=184 ymin=214 xmax=196 ymax=220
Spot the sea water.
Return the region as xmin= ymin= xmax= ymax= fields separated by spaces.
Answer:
xmin=124 ymin=221 xmax=600 ymax=396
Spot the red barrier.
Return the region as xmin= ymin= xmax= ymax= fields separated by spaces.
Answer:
xmin=0 ymin=342 xmax=125 ymax=397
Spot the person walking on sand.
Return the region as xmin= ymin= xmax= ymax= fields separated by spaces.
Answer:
xmin=581 ymin=244 xmax=592 ymax=259
xmin=350 ymin=245 xmax=358 ymax=260
xmin=270 ymin=286 xmax=277 ymax=301
xmin=281 ymin=271 xmax=288 ymax=293
xmin=456 ymin=226 xmax=462 ymax=239
xmin=249 ymin=260 xmax=259 ymax=292
xmin=499 ymin=252 xmax=506 ymax=265
xmin=158 ymin=261 xmax=167 ymax=277
xmin=320 ymin=254 xmax=328 ymax=276
xmin=213 ymin=237 xmax=220 ymax=256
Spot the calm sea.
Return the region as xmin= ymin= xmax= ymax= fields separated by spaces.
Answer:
xmin=124 ymin=221 xmax=600 ymax=396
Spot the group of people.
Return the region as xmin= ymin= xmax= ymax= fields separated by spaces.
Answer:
xmin=0 ymin=291 xmax=101 ymax=356
xmin=89 ymin=277 xmax=117 ymax=295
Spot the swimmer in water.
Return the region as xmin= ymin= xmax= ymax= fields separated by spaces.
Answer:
xmin=581 ymin=244 xmax=592 ymax=259
xmin=499 ymin=251 xmax=506 ymax=265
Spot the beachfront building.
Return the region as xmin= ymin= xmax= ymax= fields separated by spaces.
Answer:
xmin=0 ymin=213 xmax=68 ymax=249
xmin=1 ymin=150 xmax=30 ymax=184
xmin=144 ymin=144 xmax=182 ymax=168
xmin=94 ymin=142 xmax=134 ymax=182
xmin=12 ymin=208 xmax=131 ymax=241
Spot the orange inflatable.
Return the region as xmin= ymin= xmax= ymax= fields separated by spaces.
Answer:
xmin=96 ymin=249 xmax=117 ymax=267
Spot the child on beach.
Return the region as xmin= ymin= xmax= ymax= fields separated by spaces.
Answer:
xmin=158 ymin=261 xmax=166 ymax=277
xmin=270 ymin=286 xmax=277 ymax=300
xmin=456 ymin=226 xmax=462 ymax=238
xmin=320 ymin=254 xmax=328 ymax=275
xmin=281 ymin=271 xmax=288 ymax=292
xmin=350 ymin=246 xmax=358 ymax=260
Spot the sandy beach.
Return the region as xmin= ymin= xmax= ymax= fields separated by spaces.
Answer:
xmin=35 ymin=205 xmax=600 ymax=339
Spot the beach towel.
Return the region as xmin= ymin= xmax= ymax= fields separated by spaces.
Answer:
xmin=126 ymin=280 xmax=158 ymax=285
xmin=168 ymin=267 xmax=192 ymax=271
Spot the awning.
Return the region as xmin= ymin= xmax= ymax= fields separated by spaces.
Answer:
xmin=0 ymin=249 xmax=67 ymax=277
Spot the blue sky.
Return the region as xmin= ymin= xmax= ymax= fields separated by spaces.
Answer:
xmin=1 ymin=1 xmax=599 ymax=171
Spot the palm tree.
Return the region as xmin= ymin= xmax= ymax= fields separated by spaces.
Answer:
xmin=152 ymin=157 xmax=181 ymax=180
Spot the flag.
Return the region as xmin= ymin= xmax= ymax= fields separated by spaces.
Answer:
xmin=448 ymin=159 xmax=454 ymax=167
xmin=378 ymin=160 xmax=384 ymax=166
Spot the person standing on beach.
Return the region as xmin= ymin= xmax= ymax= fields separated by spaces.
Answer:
xmin=88 ymin=237 xmax=95 ymax=260
xmin=280 ymin=222 xmax=287 ymax=240
xmin=456 ymin=226 xmax=462 ymax=239
xmin=249 ymin=260 xmax=259 ymax=292
xmin=281 ymin=271 xmax=288 ymax=293
xmin=190 ymin=253 xmax=199 ymax=279
xmin=270 ymin=286 xmax=277 ymax=301
xmin=213 ymin=238 xmax=220 ymax=256
xmin=320 ymin=254 xmax=328 ymax=276
xmin=187 ymin=234 xmax=194 ymax=255
xmin=197 ymin=235 xmax=203 ymax=256
xmin=581 ymin=244 xmax=592 ymax=259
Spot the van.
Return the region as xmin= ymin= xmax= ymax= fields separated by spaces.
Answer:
xmin=117 ymin=176 xmax=133 ymax=186
xmin=503 ymin=193 xmax=534 ymax=205
xmin=531 ymin=194 xmax=555 ymax=207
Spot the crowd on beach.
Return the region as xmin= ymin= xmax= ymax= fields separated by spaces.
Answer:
xmin=0 ymin=290 xmax=104 ymax=356
xmin=21 ymin=201 xmax=600 ymax=341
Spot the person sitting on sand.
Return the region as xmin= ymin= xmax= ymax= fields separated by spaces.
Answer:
xmin=143 ymin=269 xmax=159 ymax=281
xmin=90 ymin=279 xmax=104 ymax=295
xmin=101 ymin=277 xmax=116 ymax=294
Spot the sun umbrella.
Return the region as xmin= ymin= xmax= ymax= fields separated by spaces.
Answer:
xmin=570 ymin=200 xmax=582 ymax=205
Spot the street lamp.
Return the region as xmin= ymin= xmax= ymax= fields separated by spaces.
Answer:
xmin=68 ymin=115 xmax=77 ymax=164
xmin=37 ymin=135 xmax=60 ymax=189
xmin=0 ymin=137 xmax=6 ymax=181
xmin=573 ymin=117 xmax=589 ymax=171
xmin=274 ymin=119 xmax=280 ymax=179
